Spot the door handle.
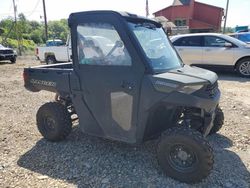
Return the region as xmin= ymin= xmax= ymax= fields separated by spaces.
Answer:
xmin=121 ymin=81 xmax=135 ymax=91
xmin=178 ymin=48 xmax=184 ymax=51
xmin=205 ymin=49 xmax=212 ymax=52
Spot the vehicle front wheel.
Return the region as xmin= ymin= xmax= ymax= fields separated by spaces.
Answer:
xmin=157 ymin=127 xmax=213 ymax=183
xmin=36 ymin=102 xmax=72 ymax=141
xmin=236 ymin=58 xmax=250 ymax=77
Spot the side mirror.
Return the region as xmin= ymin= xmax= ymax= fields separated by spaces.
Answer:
xmin=224 ymin=42 xmax=232 ymax=48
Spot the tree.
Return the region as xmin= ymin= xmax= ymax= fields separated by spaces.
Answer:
xmin=48 ymin=19 xmax=69 ymax=42
xmin=18 ymin=13 xmax=30 ymax=34
xmin=0 ymin=28 xmax=5 ymax=35
xmin=0 ymin=13 xmax=69 ymax=46
xmin=30 ymin=29 xmax=43 ymax=44
xmin=0 ymin=18 xmax=15 ymax=39
xmin=224 ymin=27 xmax=234 ymax=33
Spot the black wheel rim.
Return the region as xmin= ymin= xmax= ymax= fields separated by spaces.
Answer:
xmin=168 ymin=144 xmax=197 ymax=172
xmin=43 ymin=116 xmax=56 ymax=132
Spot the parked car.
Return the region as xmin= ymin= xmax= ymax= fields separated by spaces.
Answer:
xmin=170 ymin=33 xmax=250 ymax=77
xmin=36 ymin=36 xmax=71 ymax=64
xmin=229 ymin=32 xmax=250 ymax=44
xmin=0 ymin=44 xmax=17 ymax=63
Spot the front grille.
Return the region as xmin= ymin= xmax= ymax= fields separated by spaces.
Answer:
xmin=205 ymin=81 xmax=218 ymax=98
xmin=0 ymin=50 xmax=14 ymax=54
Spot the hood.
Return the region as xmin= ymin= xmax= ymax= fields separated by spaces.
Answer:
xmin=152 ymin=65 xmax=218 ymax=87
xmin=0 ymin=45 xmax=12 ymax=50
xmin=245 ymin=43 xmax=250 ymax=48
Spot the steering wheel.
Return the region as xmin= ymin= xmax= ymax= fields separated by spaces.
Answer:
xmin=106 ymin=40 xmax=124 ymax=57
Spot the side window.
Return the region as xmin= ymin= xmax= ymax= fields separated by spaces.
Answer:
xmin=77 ymin=23 xmax=132 ymax=66
xmin=204 ymin=36 xmax=229 ymax=47
xmin=173 ymin=36 xmax=202 ymax=47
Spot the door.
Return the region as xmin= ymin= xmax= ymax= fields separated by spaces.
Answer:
xmin=73 ymin=18 xmax=145 ymax=143
xmin=202 ymin=36 xmax=235 ymax=66
xmin=173 ymin=36 xmax=203 ymax=65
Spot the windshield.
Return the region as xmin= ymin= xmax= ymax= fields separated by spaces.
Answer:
xmin=225 ymin=35 xmax=248 ymax=46
xmin=128 ymin=22 xmax=182 ymax=73
xmin=238 ymin=33 xmax=250 ymax=42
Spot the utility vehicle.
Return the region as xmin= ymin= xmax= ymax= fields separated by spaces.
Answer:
xmin=23 ymin=11 xmax=224 ymax=183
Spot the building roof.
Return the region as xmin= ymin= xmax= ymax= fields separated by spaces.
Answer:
xmin=154 ymin=16 xmax=176 ymax=28
xmin=153 ymin=0 xmax=223 ymax=15
xmin=173 ymin=0 xmax=192 ymax=6
xmin=189 ymin=19 xmax=215 ymax=29
xmin=195 ymin=1 xmax=223 ymax=10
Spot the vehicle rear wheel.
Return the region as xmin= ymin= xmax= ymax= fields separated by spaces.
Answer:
xmin=46 ymin=55 xmax=56 ymax=64
xmin=157 ymin=127 xmax=213 ymax=183
xmin=236 ymin=58 xmax=250 ymax=77
xmin=209 ymin=106 xmax=224 ymax=135
xmin=36 ymin=102 xmax=72 ymax=141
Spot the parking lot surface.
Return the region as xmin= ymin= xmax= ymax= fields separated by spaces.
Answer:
xmin=0 ymin=56 xmax=249 ymax=187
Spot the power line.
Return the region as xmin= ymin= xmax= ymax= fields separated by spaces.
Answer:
xmin=26 ymin=0 xmax=41 ymax=17
xmin=0 ymin=11 xmax=40 ymax=16
xmin=0 ymin=0 xmax=41 ymax=20
xmin=9 ymin=2 xmax=13 ymax=12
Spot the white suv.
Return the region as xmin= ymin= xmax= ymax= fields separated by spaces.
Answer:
xmin=170 ymin=33 xmax=250 ymax=77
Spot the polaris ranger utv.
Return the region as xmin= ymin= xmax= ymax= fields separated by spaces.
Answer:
xmin=23 ymin=11 xmax=224 ymax=183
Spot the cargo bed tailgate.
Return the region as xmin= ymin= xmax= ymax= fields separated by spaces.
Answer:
xmin=23 ymin=63 xmax=73 ymax=95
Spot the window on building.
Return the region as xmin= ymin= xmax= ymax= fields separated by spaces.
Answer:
xmin=174 ymin=19 xmax=187 ymax=26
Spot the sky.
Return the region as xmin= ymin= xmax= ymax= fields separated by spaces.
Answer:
xmin=0 ymin=0 xmax=249 ymax=27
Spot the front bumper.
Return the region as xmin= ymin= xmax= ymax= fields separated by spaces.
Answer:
xmin=0 ymin=54 xmax=16 ymax=61
xmin=162 ymin=88 xmax=221 ymax=136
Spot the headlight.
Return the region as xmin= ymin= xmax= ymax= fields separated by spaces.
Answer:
xmin=178 ymin=85 xmax=204 ymax=94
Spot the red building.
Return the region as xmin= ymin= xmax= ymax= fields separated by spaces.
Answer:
xmin=154 ymin=0 xmax=224 ymax=33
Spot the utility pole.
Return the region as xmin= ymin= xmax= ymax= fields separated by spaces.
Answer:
xmin=42 ymin=0 xmax=48 ymax=41
xmin=13 ymin=0 xmax=17 ymax=25
xmin=223 ymin=0 xmax=229 ymax=33
xmin=13 ymin=0 xmax=22 ymax=55
xmin=146 ymin=0 xmax=149 ymax=17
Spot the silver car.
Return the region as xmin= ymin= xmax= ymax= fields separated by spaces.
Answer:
xmin=170 ymin=33 xmax=250 ymax=77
